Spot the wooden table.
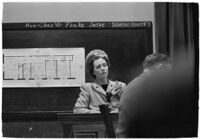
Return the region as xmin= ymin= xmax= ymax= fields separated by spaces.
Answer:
xmin=57 ymin=113 xmax=118 ymax=138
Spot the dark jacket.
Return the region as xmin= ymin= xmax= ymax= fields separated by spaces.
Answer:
xmin=116 ymin=69 xmax=197 ymax=138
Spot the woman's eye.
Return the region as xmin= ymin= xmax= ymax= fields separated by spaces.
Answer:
xmin=96 ymin=65 xmax=101 ymax=69
xmin=102 ymin=63 xmax=107 ymax=67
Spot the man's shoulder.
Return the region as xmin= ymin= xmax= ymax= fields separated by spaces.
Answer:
xmin=129 ymin=72 xmax=149 ymax=86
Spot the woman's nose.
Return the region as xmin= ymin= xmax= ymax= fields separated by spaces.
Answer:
xmin=101 ymin=66 xmax=106 ymax=71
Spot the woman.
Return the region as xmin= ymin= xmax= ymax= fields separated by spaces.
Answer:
xmin=73 ymin=49 xmax=126 ymax=113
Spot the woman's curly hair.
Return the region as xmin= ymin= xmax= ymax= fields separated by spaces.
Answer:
xmin=86 ymin=49 xmax=110 ymax=78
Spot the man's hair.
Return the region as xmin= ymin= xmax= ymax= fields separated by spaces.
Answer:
xmin=143 ymin=53 xmax=171 ymax=69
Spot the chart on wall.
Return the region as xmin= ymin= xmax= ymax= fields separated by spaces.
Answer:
xmin=3 ymin=48 xmax=85 ymax=87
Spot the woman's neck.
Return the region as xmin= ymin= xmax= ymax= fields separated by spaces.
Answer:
xmin=95 ymin=77 xmax=108 ymax=85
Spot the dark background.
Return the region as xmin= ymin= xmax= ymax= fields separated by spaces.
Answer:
xmin=2 ymin=23 xmax=153 ymax=137
xmin=3 ymin=27 xmax=152 ymax=113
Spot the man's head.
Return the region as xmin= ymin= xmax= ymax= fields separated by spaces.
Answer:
xmin=143 ymin=53 xmax=172 ymax=72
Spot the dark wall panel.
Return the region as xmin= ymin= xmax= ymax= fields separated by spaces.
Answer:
xmin=3 ymin=22 xmax=153 ymax=113
xmin=3 ymin=121 xmax=63 ymax=137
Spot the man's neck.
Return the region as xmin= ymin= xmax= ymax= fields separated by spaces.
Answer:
xmin=143 ymin=68 xmax=152 ymax=73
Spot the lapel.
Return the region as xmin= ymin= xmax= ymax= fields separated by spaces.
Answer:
xmin=92 ymin=82 xmax=106 ymax=96
xmin=106 ymin=80 xmax=116 ymax=94
xmin=91 ymin=80 xmax=117 ymax=96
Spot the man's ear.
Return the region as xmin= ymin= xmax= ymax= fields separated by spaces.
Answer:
xmin=157 ymin=63 xmax=163 ymax=69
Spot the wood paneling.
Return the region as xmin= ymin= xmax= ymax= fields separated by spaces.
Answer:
xmin=58 ymin=113 xmax=118 ymax=138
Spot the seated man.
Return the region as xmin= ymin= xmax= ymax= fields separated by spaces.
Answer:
xmin=116 ymin=53 xmax=197 ymax=137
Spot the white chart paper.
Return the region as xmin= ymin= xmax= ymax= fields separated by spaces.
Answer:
xmin=3 ymin=48 xmax=85 ymax=87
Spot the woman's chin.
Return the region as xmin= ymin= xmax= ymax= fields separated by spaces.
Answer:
xmin=99 ymin=75 xmax=108 ymax=79
xmin=102 ymin=74 xmax=108 ymax=78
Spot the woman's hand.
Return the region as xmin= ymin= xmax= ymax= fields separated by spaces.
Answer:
xmin=110 ymin=81 xmax=123 ymax=94
xmin=110 ymin=108 xmax=119 ymax=113
xmin=89 ymin=110 xmax=101 ymax=113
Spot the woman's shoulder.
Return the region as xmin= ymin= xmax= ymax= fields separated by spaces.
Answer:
xmin=79 ymin=83 xmax=93 ymax=94
xmin=82 ymin=81 xmax=106 ymax=89
xmin=80 ymin=82 xmax=94 ymax=89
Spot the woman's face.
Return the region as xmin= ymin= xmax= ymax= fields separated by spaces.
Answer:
xmin=93 ymin=58 xmax=109 ymax=79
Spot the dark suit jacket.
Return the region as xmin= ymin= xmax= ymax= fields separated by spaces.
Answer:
xmin=116 ymin=69 xmax=197 ymax=138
